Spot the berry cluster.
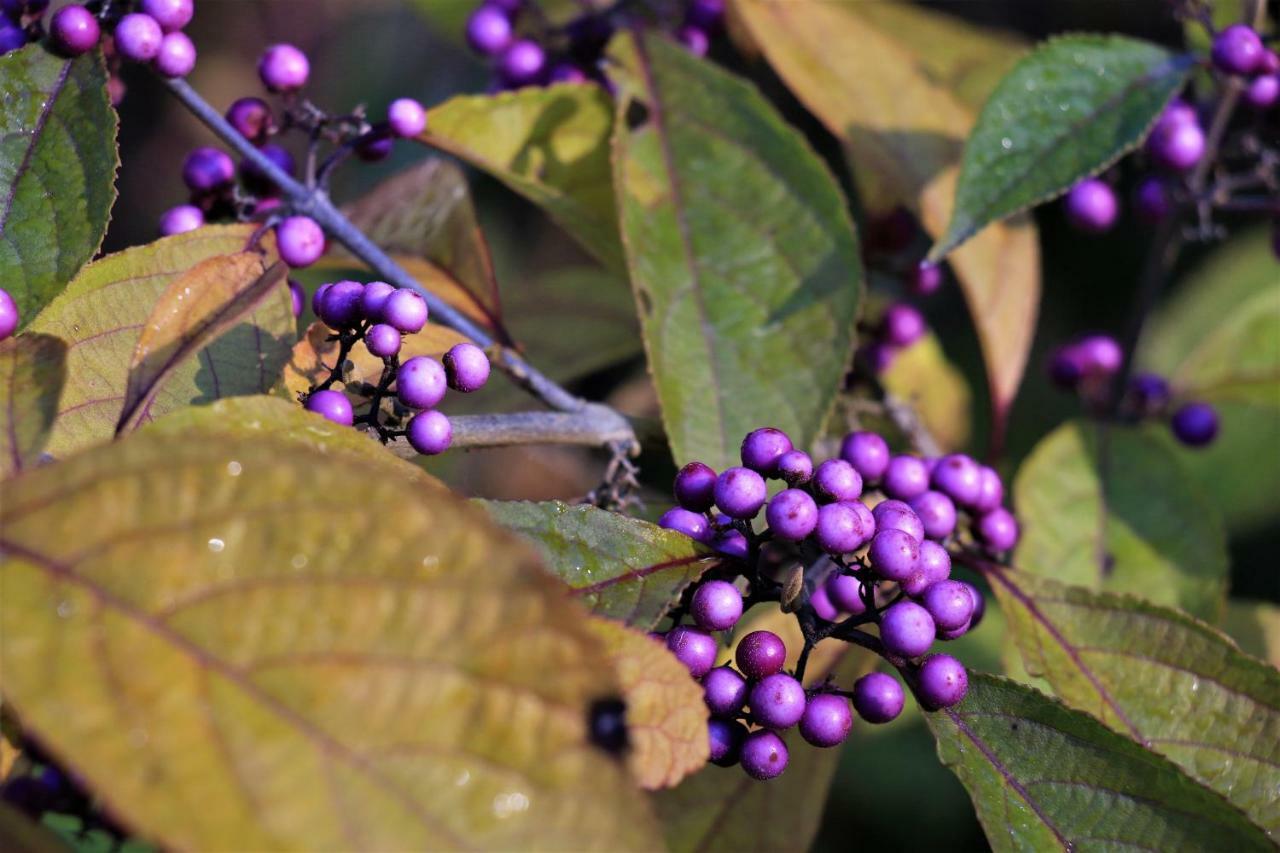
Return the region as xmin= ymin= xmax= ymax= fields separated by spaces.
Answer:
xmin=301 ymin=280 xmax=490 ymax=456
xmin=463 ymin=0 xmax=723 ymax=91
xmin=1048 ymin=333 xmax=1220 ymax=448
xmin=654 ymin=426 xmax=1006 ymax=780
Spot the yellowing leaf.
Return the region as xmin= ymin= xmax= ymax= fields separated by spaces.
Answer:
xmin=0 ymin=418 xmax=661 ymax=850
xmin=0 ymin=333 xmax=66 ymax=477
xmin=586 ymin=617 xmax=708 ymax=790
xmin=881 ymin=332 xmax=972 ymax=451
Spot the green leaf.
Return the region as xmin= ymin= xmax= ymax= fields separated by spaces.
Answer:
xmin=925 ymin=673 xmax=1272 ymax=851
xmin=481 ymin=500 xmax=715 ymax=630
xmin=0 ymin=414 xmax=661 ymax=851
xmin=1013 ymin=420 xmax=1227 ymax=620
xmin=727 ymin=0 xmax=1039 ymax=430
xmin=608 ymin=32 xmax=862 ymax=472
xmin=1221 ymin=600 xmax=1280 ymax=667
xmin=0 ymin=333 xmax=66 ymax=477
xmin=0 ymin=46 xmax=118 ymax=328
xmin=981 ymin=565 xmax=1280 ymax=835
xmin=931 ymin=35 xmax=1193 ymax=259
xmin=422 ymin=84 xmax=621 ymax=270
xmin=881 ymin=332 xmax=972 ymax=451
xmin=28 ymin=226 xmax=296 ymax=457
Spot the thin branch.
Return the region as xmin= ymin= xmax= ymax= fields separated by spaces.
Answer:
xmin=381 ymin=407 xmax=637 ymax=456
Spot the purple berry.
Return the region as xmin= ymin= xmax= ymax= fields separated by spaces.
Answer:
xmin=182 ymin=147 xmax=235 ymax=194
xmin=686 ymin=0 xmax=725 ymax=30
xmin=677 ymin=25 xmax=709 ymax=57
xmin=765 ymin=488 xmax=819 ymax=541
xmin=364 ymin=323 xmax=401 ymax=359
xmin=50 ymin=5 xmax=99 ymax=56
xmin=741 ymin=427 xmax=793 ymax=476
xmin=868 ymin=528 xmax=920 ymax=582
xmin=712 ymin=529 xmax=748 ymax=560
xmin=1263 ymin=50 xmax=1280 ymax=74
xmin=881 ymin=303 xmax=926 ymax=347
xmin=499 ymin=39 xmax=545 ymax=87
xmin=361 ymin=281 xmax=395 ymax=321
xmin=703 ymin=666 xmax=748 ymax=716
xmin=659 ymin=507 xmax=711 ymax=542
xmin=158 ymin=204 xmax=203 ymax=236
xmin=749 ymin=673 xmax=806 ymax=730
xmin=1148 ymin=118 xmax=1205 ymax=172
xmin=852 ymin=672 xmax=904 ymax=724
xmin=931 ymin=454 xmax=982 ymax=507
xmin=1133 ymin=177 xmax=1170 ymax=224
xmin=667 ymin=626 xmax=718 ymax=678
xmin=1064 ymin=178 xmax=1118 ymax=233
xmin=0 ymin=288 xmax=18 ymax=340
xmin=879 ymin=600 xmax=935 ymax=658
xmin=937 ymin=620 xmax=972 ymax=642
xmin=318 ymin=280 xmax=364 ymax=329
xmin=810 ymin=583 xmax=839 ymax=621
xmin=310 ymin=283 xmax=332 ymax=317
xmin=356 ymin=130 xmax=394 ymax=162
xmin=910 ymin=490 xmax=956 ymax=540
xmin=1171 ymin=401 xmax=1219 ymax=447
xmin=382 ymin=289 xmax=428 ymax=333
xmin=917 ymin=654 xmax=968 ymax=710
xmin=871 ymin=499 xmax=924 ymax=542
xmin=549 ymin=63 xmax=588 ymax=84
xmin=1129 ymin=372 xmax=1170 ymax=412
xmin=825 ymin=573 xmax=867 ymax=616
xmin=861 ymin=341 xmax=897 ymax=374
xmin=921 ymin=580 xmax=974 ymax=632
xmin=775 ymin=450 xmax=813 ymax=485
xmin=397 ymin=356 xmax=447 ymax=410
xmin=114 ymin=13 xmax=162 ymax=62
xmin=815 ymin=501 xmax=869 ymax=554
xmin=226 ymin=97 xmax=275 ymax=146
xmin=800 ymin=693 xmax=853 ymax=748
xmin=901 ymin=539 xmax=952 ymax=598
xmin=910 ymin=260 xmax=943 ymax=295
xmin=259 ymin=44 xmax=310 ymax=92
xmin=465 ymin=4 xmax=513 ymax=56
xmin=388 ymin=97 xmax=427 ymax=138
xmin=443 ymin=342 xmax=490 ymax=393
xmin=708 ymin=718 xmax=745 ymax=767
xmin=714 ymin=467 xmax=767 ymax=519
xmin=239 ymin=143 xmax=296 ymax=196
xmin=882 ymin=455 xmax=930 ymax=501
xmin=288 ymin=279 xmax=304 ymax=318
xmin=0 ymin=19 xmax=27 ymax=56
xmin=692 ymin=580 xmax=742 ymax=630
xmin=1077 ymin=334 xmax=1123 ymax=375
xmin=674 ymin=461 xmax=717 ymax=512
xmin=406 ymin=410 xmax=452 ymax=455
xmin=276 ymin=216 xmax=325 ymax=268
xmin=740 ymin=730 xmax=788 ymax=780
xmin=1212 ymin=24 xmax=1264 ymax=75
xmin=813 ymin=458 xmax=863 ymax=502
xmin=964 ymin=582 xmax=986 ymax=629
xmin=305 ymin=389 xmax=353 ymax=426
xmin=973 ymin=466 xmax=1004 ymax=514
xmin=140 ymin=0 xmax=192 ymax=32
xmin=735 ymin=630 xmax=785 ymax=680
xmin=840 ymin=431 xmax=890 ymax=482
xmin=1245 ymin=74 xmax=1279 ymax=110
xmin=976 ymin=507 xmax=1020 ymax=552
xmin=153 ymin=31 xmax=195 ymax=78
xmin=1049 ymin=344 xmax=1086 ymax=389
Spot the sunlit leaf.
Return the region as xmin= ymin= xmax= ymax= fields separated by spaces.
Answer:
xmin=1014 ymin=420 xmax=1227 ymax=620
xmin=881 ymin=332 xmax=972 ymax=451
xmin=0 ymin=333 xmax=66 ymax=477
xmin=925 ymin=673 xmax=1272 ymax=852
xmin=0 ymin=46 xmax=118 ymax=328
xmin=609 ymin=32 xmax=862 ymax=472
xmin=481 ymin=500 xmax=715 ymax=630
xmin=0 ymin=420 xmax=661 ymax=850
xmin=979 ymin=565 xmax=1280 ymax=835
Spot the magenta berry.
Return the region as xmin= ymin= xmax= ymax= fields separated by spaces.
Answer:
xmin=686 ymin=0 xmax=725 ymax=30
xmin=276 ymin=216 xmax=325 ymax=268
xmin=549 ymin=63 xmax=588 ymax=84
xmin=815 ymin=501 xmax=869 ymax=554
xmin=182 ymin=147 xmax=235 ymax=194
xmin=740 ymin=730 xmax=788 ymax=781
xmin=868 ymin=528 xmax=921 ymax=582
xmin=1077 ymin=334 xmax=1122 ymax=375
xmin=776 ymin=450 xmax=813 ymax=485
xmin=975 ymin=507 xmax=1020 ymax=552
xmin=910 ymin=260 xmax=943 ymax=295
xmin=364 ymin=323 xmax=401 ymax=359
xmin=702 ymin=666 xmax=748 ymax=717
xmin=813 ymin=458 xmax=863 ymax=502
xmin=388 ymin=98 xmax=427 ymax=138
xmin=852 ymin=672 xmax=904 ymax=724
xmin=382 ymin=289 xmax=428 ymax=333
xmin=239 ymin=144 xmax=296 ymax=195
xmin=140 ymin=0 xmax=192 ymax=32
xmin=304 ymin=389 xmax=353 ymax=426
xmin=882 ymin=455 xmax=930 ymax=501
xmin=465 ymin=4 xmax=513 ymax=56
xmin=50 ymin=5 xmax=99 ymax=56
xmin=800 ymin=693 xmax=853 ymax=748
xmin=659 ymin=507 xmax=711 ymax=542
xmin=1245 ymin=74 xmax=1279 ymax=109
xmin=871 ymin=499 xmax=925 ymax=543
xmin=749 ymin=673 xmax=807 ymax=730
xmin=226 ymin=97 xmax=275 ymax=146
xmin=909 ymin=490 xmax=956 ymax=540
xmin=499 ymin=39 xmax=546 ymax=87
xmin=310 ymin=283 xmax=332 ymax=318
xmin=406 ymin=410 xmax=452 ymax=456
xmin=879 ymin=600 xmax=935 ymax=658
xmin=1148 ymin=118 xmax=1205 ymax=172
xmin=674 ymin=461 xmax=717 ymax=512
xmin=153 ymin=31 xmax=196 ymax=78
xmin=667 ymin=626 xmax=718 ymax=678
xmin=397 ymin=356 xmax=447 ymax=410
xmin=917 ymin=654 xmax=969 ymax=710
xmin=443 ymin=343 xmax=490 ymax=393
xmin=318 ymin=280 xmax=365 ymax=330
xmin=735 ymin=630 xmax=786 ymax=680
xmin=931 ymin=453 xmax=983 ymax=507
xmin=708 ymin=718 xmax=746 ymax=767
xmin=825 ymin=573 xmax=867 ymax=616
xmin=881 ymin=303 xmax=926 ymax=347
xmin=0 ymin=288 xmax=18 ymax=341
xmin=360 ymin=281 xmax=395 ymax=321
xmin=677 ymin=25 xmax=709 ymax=57
xmin=259 ymin=44 xmax=310 ymax=92
xmin=921 ymin=580 xmax=975 ymax=632
xmin=1212 ymin=24 xmax=1264 ymax=75
xmin=691 ymin=580 xmax=743 ymax=631
xmin=765 ymin=488 xmax=819 ymax=541
xmin=1171 ymin=401 xmax=1219 ymax=447
xmin=714 ymin=466 xmax=768 ymax=519
xmin=741 ymin=427 xmax=793 ymax=476
xmin=1064 ymin=178 xmax=1118 ymax=233
xmin=114 ymin=13 xmax=163 ymax=62
xmin=840 ymin=431 xmax=890 ymax=482
xmin=158 ymin=204 xmax=203 ymax=236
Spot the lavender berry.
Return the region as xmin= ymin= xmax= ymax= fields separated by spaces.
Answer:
xmin=388 ymin=98 xmax=428 ymax=138
xmin=382 ymin=289 xmax=429 ymax=333
xmin=443 ymin=343 xmax=490 ymax=393
xmin=975 ymin=507 xmax=1020 ymax=552
xmin=765 ymin=489 xmax=819 ymax=541
xmin=825 ymin=573 xmax=867 ymax=616
xmin=49 ymin=4 xmax=99 ymax=56
xmin=276 ymin=216 xmax=325 ymax=268
xmin=775 ymin=450 xmax=813 ymax=485
xmin=901 ymin=539 xmax=951 ymax=597
xmin=917 ymin=654 xmax=969 ymax=710
xmin=879 ymin=600 xmax=935 ymax=658
xmin=910 ymin=260 xmax=943 ymax=295
xmin=0 ymin=288 xmax=18 ymax=340
xmin=815 ymin=501 xmax=869 ymax=554
xmin=910 ymin=490 xmax=956 ymax=540
xmin=882 ymin=455 xmax=930 ymax=501
xmin=667 ymin=626 xmax=718 ymax=678
xmin=361 ymin=281 xmax=396 ymax=320
xmin=465 ymin=4 xmax=514 ymax=55
xmin=397 ymin=356 xmax=448 ymax=410
xmin=1064 ymin=178 xmax=1118 ymax=233
xmin=840 ymin=431 xmax=890 ymax=482
xmin=852 ymin=671 xmax=905 ymax=723
xmin=741 ymin=427 xmax=793 ymax=476
xmin=140 ymin=0 xmax=193 ymax=32
xmin=226 ymin=97 xmax=275 ymax=146
xmin=498 ymin=39 xmax=546 ymax=87
xmin=714 ymin=467 xmax=768 ymax=519
xmin=364 ymin=323 xmax=401 ymax=359
xmin=813 ymin=458 xmax=863 ymax=502
xmin=406 ymin=410 xmax=453 ymax=456
xmin=868 ymin=528 xmax=920 ymax=582
xmin=153 ymin=31 xmax=196 ymax=78
xmin=702 ymin=666 xmax=748 ymax=716
xmin=691 ymin=580 xmax=743 ymax=631
xmin=659 ymin=507 xmax=711 ymax=542
xmin=305 ymin=389 xmax=353 ymax=426
xmin=799 ymin=693 xmax=853 ymax=748
xmin=881 ymin=303 xmax=926 ymax=347
xmin=114 ymin=13 xmax=163 ymax=62
xmin=318 ymin=280 xmax=365 ymax=329
xmin=931 ymin=453 xmax=983 ymax=507
xmin=182 ymin=147 xmax=235 ymax=193
xmin=1212 ymin=23 xmax=1264 ymax=75
xmin=735 ymin=630 xmax=786 ymax=680
xmin=872 ymin=499 xmax=925 ymax=542
xmin=740 ymin=729 xmax=788 ymax=780
xmin=259 ymin=44 xmax=310 ymax=92
xmin=158 ymin=204 xmax=204 ymax=236
xmin=921 ymin=580 xmax=975 ymax=632
xmin=749 ymin=673 xmax=807 ymax=730
xmin=708 ymin=718 xmax=746 ymax=767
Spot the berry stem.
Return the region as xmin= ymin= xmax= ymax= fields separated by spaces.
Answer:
xmin=381 ymin=406 xmax=637 ymax=452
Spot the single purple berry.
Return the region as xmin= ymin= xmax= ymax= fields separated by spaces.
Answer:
xmin=879 ymin=600 xmax=935 ymax=658
xmin=259 ymin=43 xmax=310 ymax=92
xmin=815 ymin=501 xmax=869 ymax=554
xmin=964 ymin=582 xmax=986 ymax=629
xmin=667 ymin=626 xmax=718 ymax=678
xmin=226 ymin=97 xmax=275 ymax=146
xmin=360 ymin=281 xmax=395 ymax=321
xmin=1077 ymin=334 xmax=1123 ymax=375
xmin=871 ymin=499 xmax=924 ymax=542
xmin=276 ymin=216 xmax=324 ymax=268
xmin=382 ymin=289 xmax=428 ymax=333
xmin=840 ymin=431 xmax=890 ymax=483
xmin=388 ymin=97 xmax=427 ymax=138
xmin=49 ymin=4 xmax=99 ymax=56
xmin=852 ymin=672 xmax=904 ymax=724
xmin=443 ymin=342 xmax=490 ymax=393
xmin=158 ymin=204 xmax=203 ymax=236
xmin=114 ymin=13 xmax=162 ymax=62
xmin=813 ymin=458 xmax=863 ymax=503
xmin=1133 ymin=177 xmax=1170 ymax=224
xmin=1129 ymin=372 xmax=1170 ymax=412
xmin=825 ymin=573 xmax=868 ymax=616
xmin=0 ymin=19 xmax=26 ymax=56
xmin=1049 ymin=344 xmax=1086 ymax=389
xmin=976 ymin=507 xmax=1020 ymax=552
xmin=397 ymin=356 xmax=447 ymax=410
xmin=1262 ymin=50 xmax=1280 ymax=74
xmin=741 ymin=427 xmax=793 ymax=476
xmin=910 ymin=260 xmax=943 ymax=295
xmin=305 ymin=389 xmax=353 ymax=426
xmin=901 ymin=539 xmax=952 ymax=598
xmin=766 ymin=488 xmax=819 ymax=541
xmin=153 ymin=31 xmax=196 ymax=78
xmin=861 ymin=341 xmax=898 ymax=374
xmin=692 ymin=580 xmax=742 ymax=631
xmin=735 ymin=630 xmax=786 ymax=680
xmin=937 ymin=620 xmax=972 ymax=642
xmin=0 ymin=288 xmax=18 ymax=340
xmin=775 ymin=450 xmax=813 ymax=486
xmin=931 ymin=453 xmax=982 ymax=508
xmin=310 ymin=283 xmax=332 ymax=317
xmin=714 ymin=466 xmax=768 ymax=519
xmin=499 ymin=39 xmax=545 ymax=87
xmin=702 ymin=666 xmax=748 ymax=717
xmin=973 ymin=465 xmax=1004 ymax=514
xmin=810 ymin=583 xmax=839 ymax=621
xmin=674 ymin=461 xmax=717 ymax=512
xmin=712 ymin=529 xmax=748 ymax=560
xmin=1212 ymin=23 xmax=1264 ymax=75
xmin=740 ymin=730 xmax=788 ymax=781
xmin=1064 ymin=178 xmax=1118 ymax=233
xmin=317 ymin=280 xmax=364 ymax=329
xmin=465 ymin=4 xmax=513 ymax=56
xmin=1148 ymin=118 xmax=1205 ymax=172
xmin=356 ymin=130 xmax=394 ymax=162
xmin=548 ymin=63 xmax=588 ymax=83
xmin=677 ymin=25 xmax=709 ymax=57
xmin=921 ymin=580 xmax=975 ymax=632
xmin=406 ymin=410 xmax=452 ymax=455
xmin=288 ymin=279 xmax=304 ymax=318
xmin=182 ymin=147 xmax=235 ymax=194
xmin=659 ymin=507 xmax=711 ymax=543
xmin=140 ymin=0 xmax=192 ymax=32
xmin=239 ymin=143 xmax=296 ymax=196
xmin=910 ymin=490 xmax=956 ymax=540
xmin=1171 ymin=401 xmax=1219 ymax=447
xmin=868 ymin=528 xmax=921 ymax=582
xmin=882 ymin=455 xmax=930 ymax=501
xmin=364 ymin=323 xmax=401 ymax=359
xmin=750 ymin=673 xmax=806 ymax=730
xmin=708 ymin=718 xmax=746 ymax=767
xmin=800 ymin=693 xmax=853 ymax=748
xmin=686 ymin=0 xmax=724 ymax=29
xmin=1245 ymin=74 xmax=1279 ymax=109
xmin=881 ymin=303 xmax=926 ymax=347
xmin=917 ymin=654 xmax=968 ymax=710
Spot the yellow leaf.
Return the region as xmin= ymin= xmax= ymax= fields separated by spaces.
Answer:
xmin=881 ymin=333 xmax=973 ymax=451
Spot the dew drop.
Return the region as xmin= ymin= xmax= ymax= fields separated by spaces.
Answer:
xmin=1000 ymin=137 xmax=1013 ymax=150
xmin=208 ymin=538 xmax=225 ymax=553
xmin=226 ymin=461 xmax=242 ymax=477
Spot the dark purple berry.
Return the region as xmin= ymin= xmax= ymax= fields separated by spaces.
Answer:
xmin=0 ymin=19 xmax=27 ymax=56
xmin=114 ymin=13 xmax=162 ymax=62
xmin=356 ymin=130 xmax=394 ymax=162
xmin=861 ymin=341 xmax=897 ymax=374
xmin=667 ymin=626 xmax=718 ymax=678
xmin=1133 ymin=177 xmax=1170 ymax=224
xmin=226 ymin=97 xmax=275 ymax=146
xmin=443 ymin=342 xmax=490 ymax=392
xmin=879 ymin=600 xmax=935 ymax=658
xmin=548 ymin=63 xmax=588 ymax=84
xmin=799 ymin=693 xmax=853 ymax=748
xmin=775 ymin=450 xmax=813 ymax=485
xmin=813 ymin=458 xmax=863 ymax=502
xmin=239 ymin=144 xmax=296 ymax=196
xmin=382 ymin=289 xmax=428 ymax=333
xmin=741 ymin=427 xmax=793 ymax=476
xmin=868 ymin=528 xmax=920 ymax=582
xmin=499 ymin=39 xmax=545 ymax=87
xmin=1171 ymin=401 xmax=1219 ymax=447
xmin=588 ymin=697 xmax=628 ymax=754
xmin=1064 ymin=178 xmax=1118 ymax=233
xmin=931 ymin=454 xmax=982 ymax=507
xmin=388 ymin=98 xmax=427 ymax=138
xmin=1129 ymin=372 xmax=1170 ymax=412
xmin=825 ymin=573 xmax=867 ymax=616
xmin=406 ymin=410 xmax=452 ymax=455
xmin=910 ymin=260 xmax=943 ymax=295
xmin=871 ymin=499 xmax=924 ymax=542
xmin=685 ymin=0 xmax=725 ymax=31
xmin=674 ymin=461 xmax=717 ymax=512
xmin=276 ymin=216 xmax=325 ymax=268
xmin=153 ymin=31 xmax=196 ymax=78
xmin=259 ymin=43 xmax=309 ymax=92
xmin=50 ymin=4 xmax=98 ymax=56
xmin=901 ymin=539 xmax=951 ymax=598
xmin=708 ymin=718 xmax=746 ymax=767
xmin=0 ymin=288 xmax=17 ymax=340
xmin=182 ymin=147 xmax=235 ymax=193
xmin=159 ymin=204 xmax=203 ymax=236
xmin=659 ymin=507 xmax=711 ymax=542
xmin=397 ymin=356 xmax=447 ymax=410
xmin=735 ymin=630 xmax=785 ymax=680
xmin=840 ymin=431 xmax=890 ymax=482
xmin=909 ymin=490 xmax=956 ymax=540
xmin=1212 ymin=24 xmax=1264 ymax=75
xmin=318 ymin=280 xmax=365 ymax=329
xmin=702 ymin=666 xmax=748 ymax=716
xmin=712 ymin=529 xmax=748 ymax=560
xmin=921 ymin=580 xmax=974 ymax=631
xmin=714 ymin=466 xmax=767 ymax=519
xmin=765 ymin=488 xmax=819 ymax=541
xmin=810 ymin=583 xmax=839 ymax=621
xmin=692 ymin=580 xmax=742 ymax=630
xmin=361 ymin=281 xmax=395 ymax=321
xmin=881 ymin=303 xmax=926 ymax=347
xmin=815 ymin=501 xmax=869 ymax=554
xmin=882 ymin=455 xmax=930 ymax=501
xmin=465 ymin=4 xmax=513 ymax=56
xmin=750 ymin=673 xmax=806 ymax=730
xmin=310 ymin=283 xmax=332 ymax=317
xmin=975 ymin=507 xmax=1020 ymax=552
xmin=917 ymin=654 xmax=968 ymax=710
xmin=852 ymin=672 xmax=904 ymax=724
xmin=140 ymin=0 xmax=192 ymax=32
xmin=1049 ymin=344 xmax=1086 ymax=389
xmin=305 ymin=389 xmax=353 ymax=426
xmin=937 ymin=620 xmax=972 ymax=641
xmin=364 ymin=323 xmax=401 ymax=358
xmin=741 ymin=730 xmax=788 ymax=780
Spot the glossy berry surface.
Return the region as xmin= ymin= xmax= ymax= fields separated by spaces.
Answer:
xmin=775 ymin=450 xmax=813 ymax=485
xmin=1212 ymin=24 xmax=1264 ymax=75
xmin=304 ymin=389 xmax=353 ymax=426
xmin=360 ymin=281 xmax=395 ymax=320
xmin=765 ymin=489 xmax=819 ymax=541
xmin=318 ymin=280 xmax=365 ymax=329
xmin=182 ymin=147 xmax=235 ymax=193
xmin=973 ymin=466 xmax=1004 ymax=514
xmin=868 ymin=528 xmax=920 ymax=582
xmin=712 ymin=528 xmax=749 ymax=560
xmin=840 ymin=431 xmax=890 ymax=482
xmin=659 ymin=507 xmax=711 ymax=542
xmin=881 ymin=303 xmax=926 ymax=347
xmin=825 ymin=573 xmax=867 ymax=615
xmin=388 ymin=98 xmax=428 ymax=138
xmin=50 ymin=5 xmax=99 ymax=56
xmin=1148 ymin=118 xmax=1205 ymax=172
xmin=239 ymin=144 xmax=296 ymax=195
xmin=809 ymin=583 xmax=839 ymax=621
xmin=666 ymin=626 xmax=718 ymax=678
xmin=910 ymin=490 xmax=956 ymax=540
xmin=852 ymin=672 xmax=904 ymax=723
xmin=702 ymin=666 xmax=748 ymax=716
xmin=975 ymin=507 xmax=1020 ymax=552
xmin=0 ymin=20 xmax=26 ymax=55
xmin=1171 ymin=401 xmax=1219 ymax=447
xmin=159 ymin=204 xmax=203 ymax=236
xmin=714 ymin=467 xmax=767 ymax=519
xmin=140 ymin=0 xmax=193 ymax=32
xmin=707 ymin=718 xmax=745 ymax=767
xmin=397 ymin=356 xmax=448 ymax=410
xmin=226 ymin=97 xmax=274 ymax=145
xmin=1246 ymin=74 xmax=1280 ymax=109
xmin=932 ymin=454 xmax=982 ymax=507
xmin=1064 ymin=178 xmax=1118 ymax=233
xmin=883 ymin=455 xmax=930 ymax=501
xmin=813 ymin=458 xmax=862 ymax=502
xmin=276 ymin=216 xmax=325 ymax=268
xmin=677 ymin=24 xmax=709 ymax=57
xmin=741 ymin=730 xmax=788 ymax=780
xmin=465 ymin=4 xmax=513 ymax=55
xmin=382 ymin=289 xmax=428 ymax=333
xmin=154 ymin=31 xmax=196 ymax=78
xmin=880 ymin=601 xmax=935 ymax=658
xmin=259 ymin=43 xmax=310 ymax=92
xmin=905 ymin=540 xmax=951 ymax=597
xmin=443 ymin=343 xmax=490 ymax=393
xmin=0 ymin=288 xmax=17 ymax=341
xmin=674 ymin=461 xmax=717 ymax=511
xmin=871 ymin=500 xmax=924 ymax=543
xmin=799 ymin=693 xmax=853 ymax=748
xmin=922 ymin=580 xmax=975 ymax=631
xmin=815 ymin=501 xmax=868 ymax=554
xmin=499 ymin=39 xmax=546 ymax=87
xmin=114 ymin=13 xmax=163 ymax=62
xmin=741 ymin=427 xmax=792 ymax=475
xmin=749 ymin=673 xmax=806 ymax=730
xmin=691 ymin=580 xmax=743 ymax=630
xmin=735 ymin=630 xmax=786 ymax=680
xmin=364 ymin=323 xmax=401 ymax=358
xmin=406 ymin=410 xmax=452 ymax=455
xmin=917 ymin=654 xmax=968 ymax=710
